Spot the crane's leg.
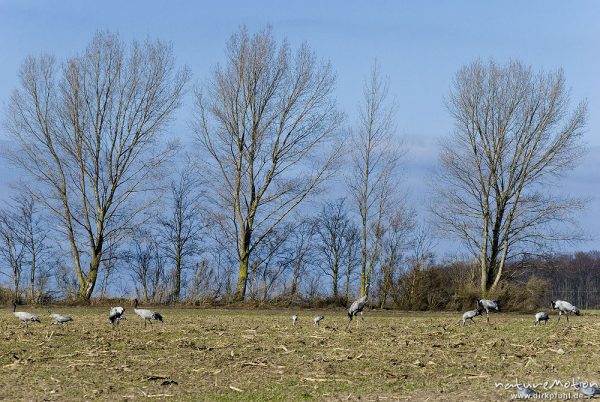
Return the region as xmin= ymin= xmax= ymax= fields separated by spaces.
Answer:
xmin=486 ymin=310 xmax=490 ymax=324
xmin=566 ymin=314 xmax=569 ymax=322
xmin=346 ymin=317 xmax=352 ymax=330
xmin=144 ymin=320 xmax=147 ymax=328
xmin=557 ymin=312 xmax=561 ymax=323
xmin=361 ymin=311 xmax=364 ymax=321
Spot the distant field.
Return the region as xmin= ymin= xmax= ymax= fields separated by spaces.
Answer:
xmin=1 ymin=306 xmax=598 ymax=400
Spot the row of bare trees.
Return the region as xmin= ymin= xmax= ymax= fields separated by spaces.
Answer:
xmin=0 ymin=27 xmax=589 ymax=304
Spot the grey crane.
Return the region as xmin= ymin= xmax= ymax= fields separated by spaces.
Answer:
xmin=109 ymin=306 xmax=125 ymax=326
xmin=476 ymin=298 xmax=499 ymax=324
xmin=12 ymin=302 xmax=40 ymax=328
xmin=48 ymin=311 xmax=73 ymax=325
xmin=346 ymin=284 xmax=369 ymax=330
xmin=551 ymin=300 xmax=580 ymax=322
xmin=292 ymin=315 xmax=298 ymax=326
xmin=516 ymin=384 xmax=539 ymax=398
xmin=133 ymin=298 xmax=163 ymax=327
xmin=534 ymin=312 xmax=549 ymax=325
xmin=461 ymin=309 xmax=482 ymax=326
xmin=313 ymin=316 xmax=324 ymax=327
xmin=575 ymin=383 xmax=600 ymax=398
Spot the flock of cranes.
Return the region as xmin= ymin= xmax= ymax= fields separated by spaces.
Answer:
xmin=9 ymin=292 xmax=593 ymax=399
xmin=8 ymin=289 xmax=584 ymax=334
xmin=9 ymin=286 xmax=372 ymax=331
xmin=11 ymin=299 xmax=164 ymax=330
xmin=460 ymin=298 xmax=581 ymax=326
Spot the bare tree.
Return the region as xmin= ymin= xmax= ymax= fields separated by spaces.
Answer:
xmin=159 ymin=161 xmax=204 ymax=302
xmin=248 ymin=225 xmax=291 ymax=301
xmin=5 ymin=32 xmax=190 ymax=300
xmin=17 ymin=197 xmax=49 ymax=303
xmin=98 ymin=237 xmax=120 ymax=299
xmin=314 ymin=199 xmax=356 ymax=299
xmin=194 ymin=26 xmax=342 ymax=300
xmin=432 ymin=60 xmax=587 ymax=295
xmin=129 ymin=232 xmax=167 ymax=302
xmin=379 ymin=207 xmax=414 ymax=308
xmin=0 ymin=196 xmax=49 ymax=303
xmin=284 ymin=219 xmax=316 ymax=298
xmin=348 ymin=61 xmax=403 ymax=296
xmin=343 ymin=226 xmax=360 ymax=300
xmin=0 ymin=210 xmax=26 ymax=302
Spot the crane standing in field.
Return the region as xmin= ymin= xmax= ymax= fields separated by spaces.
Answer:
xmin=476 ymin=298 xmax=499 ymax=324
xmin=48 ymin=311 xmax=73 ymax=325
xmin=12 ymin=302 xmax=40 ymax=329
xmin=461 ymin=309 xmax=482 ymax=326
xmin=534 ymin=312 xmax=550 ymax=325
xmin=133 ymin=299 xmax=163 ymax=328
xmin=313 ymin=316 xmax=324 ymax=327
xmin=109 ymin=306 xmax=125 ymax=326
xmin=292 ymin=315 xmax=298 ymax=326
xmin=346 ymin=284 xmax=369 ymax=330
xmin=551 ymin=300 xmax=580 ymax=323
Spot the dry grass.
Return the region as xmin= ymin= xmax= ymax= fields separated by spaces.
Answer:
xmin=1 ymin=306 xmax=599 ymax=401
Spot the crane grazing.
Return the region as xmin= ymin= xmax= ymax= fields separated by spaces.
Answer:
xmin=574 ymin=383 xmax=600 ymax=398
xmin=517 ymin=384 xmax=539 ymax=398
xmin=12 ymin=302 xmax=40 ymax=328
xmin=476 ymin=298 xmax=499 ymax=324
xmin=534 ymin=312 xmax=549 ymax=326
xmin=346 ymin=284 xmax=369 ymax=330
xmin=133 ymin=299 xmax=163 ymax=328
xmin=109 ymin=306 xmax=125 ymax=326
xmin=292 ymin=315 xmax=298 ymax=326
xmin=461 ymin=309 xmax=482 ymax=326
xmin=313 ymin=316 xmax=324 ymax=327
xmin=551 ymin=300 xmax=580 ymax=322
xmin=48 ymin=311 xmax=73 ymax=325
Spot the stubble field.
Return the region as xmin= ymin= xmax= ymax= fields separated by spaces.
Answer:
xmin=1 ymin=306 xmax=598 ymax=401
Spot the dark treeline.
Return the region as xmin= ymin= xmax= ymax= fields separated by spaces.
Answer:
xmin=0 ymin=28 xmax=592 ymax=308
xmin=390 ymin=251 xmax=600 ymax=312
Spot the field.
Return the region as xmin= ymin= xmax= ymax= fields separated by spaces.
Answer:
xmin=1 ymin=306 xmax=599 ymax=401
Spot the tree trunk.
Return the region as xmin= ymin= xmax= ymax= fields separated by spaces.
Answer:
xmin=174 ymin=251 xmax=182 ymax=302
xmin=332 ymin=267 xmax=339 ymax=298
xmin=29 ymin=254 xmax=36 ymax=304
xmin=235 ymin=253 xmax=250 ymax=301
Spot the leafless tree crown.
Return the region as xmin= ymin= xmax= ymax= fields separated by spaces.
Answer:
xmin=433 ymin=60 xmax=587 ymax=294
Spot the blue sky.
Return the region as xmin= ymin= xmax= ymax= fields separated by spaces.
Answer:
xmin=1 ymin=0 xmax=599 ymax=253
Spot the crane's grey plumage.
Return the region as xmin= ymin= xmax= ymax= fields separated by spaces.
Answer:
xmin=534 ymin=312 xmax=549 ymax=325
xmin=313 ymin=316 xmax=324 ymax=327
xmin=109 ymin=306 xmax=125 ymax=326
xmin=292 ymin=315 xmax=298 ymax=326
xmin=346 ymin=284 xmax=369 ymax=329
xmin=49 ymin=311 xmax=73 ymax=325
xmin=575 ymin=383 xmax=600 ymax=398
xmin=517 ymin=384 xmax=539 ymax=398
xmin=551 ymin=300 xmax=580 ymax=323
xmin=476 ymin=298 xmax=499 ymax=324
xmin=12 ymin=302 xmax=40 ymax=328
xmin=133 ymin=299 xmax=163 ymax=328
xmin=461 ymin=309 xmax=482 ymax=326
